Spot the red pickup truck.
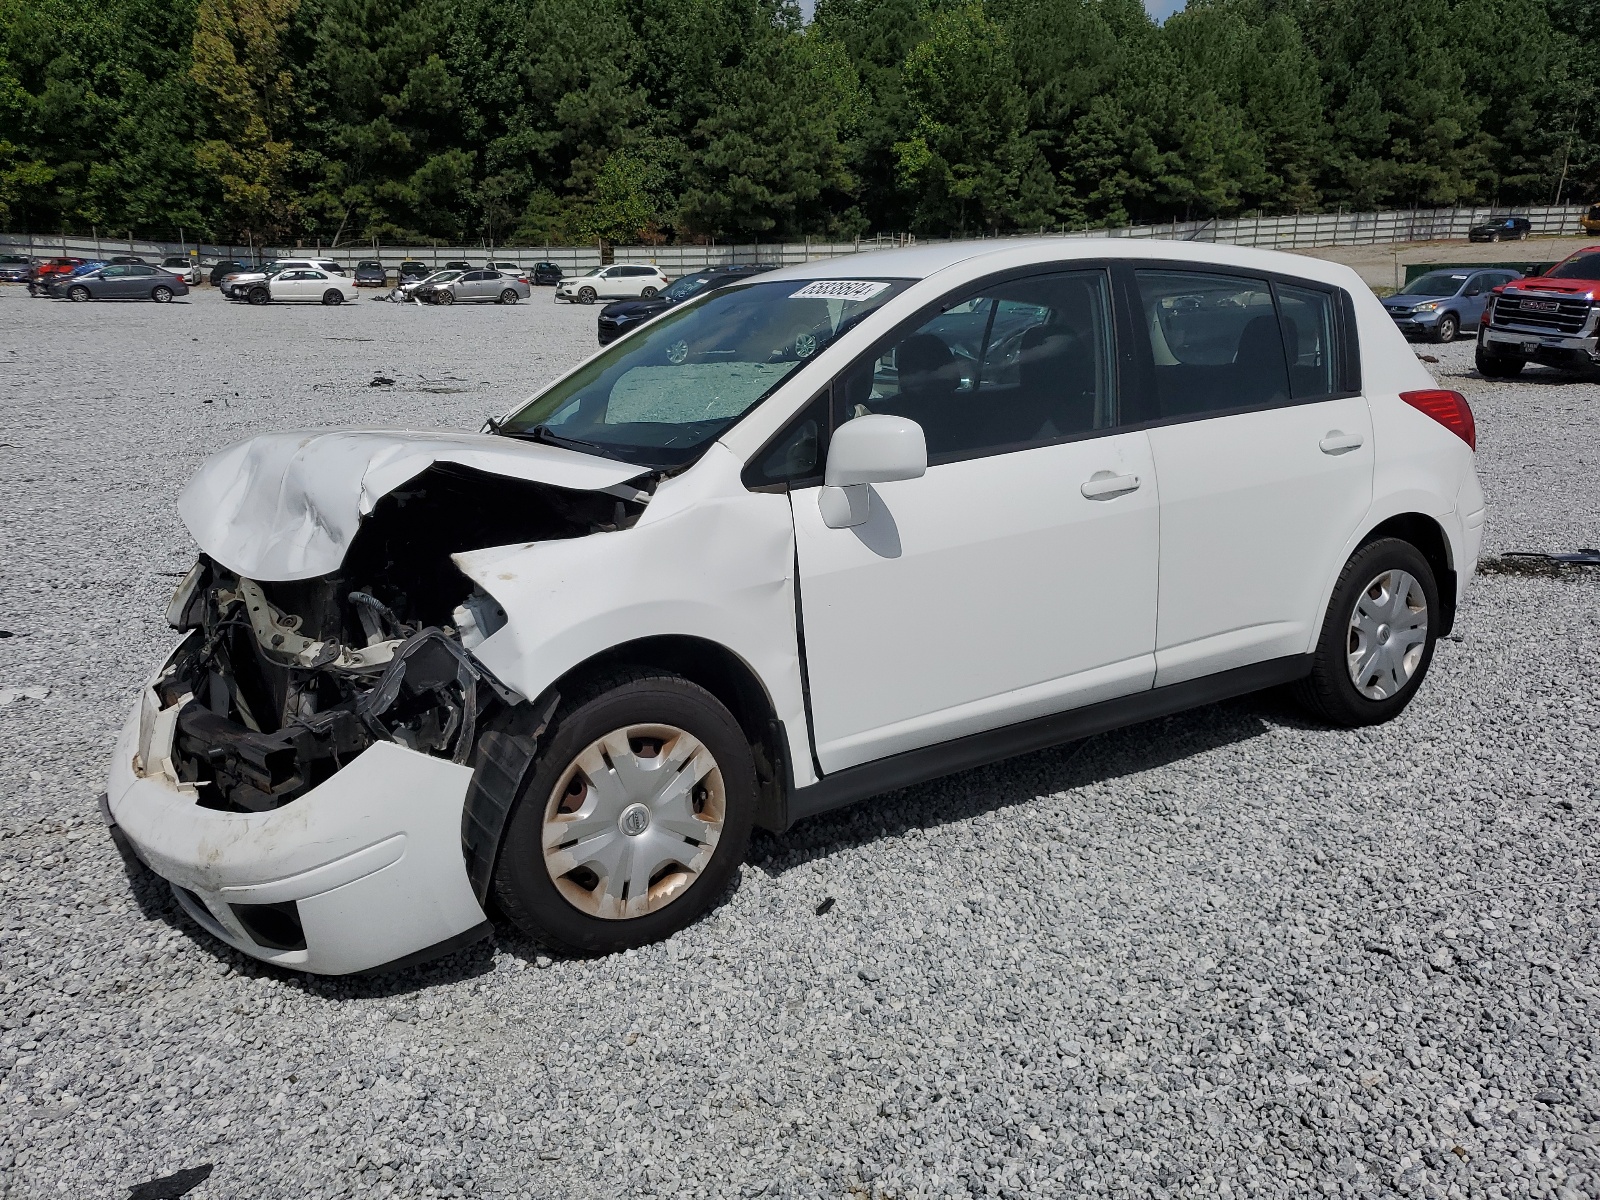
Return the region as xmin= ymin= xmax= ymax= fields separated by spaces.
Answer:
xmin=1477 ymin=245 xmax=1600 ymax=377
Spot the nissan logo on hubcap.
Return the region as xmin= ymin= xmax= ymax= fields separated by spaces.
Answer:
xmin=619 ymin=803 xmax=651 ymax=837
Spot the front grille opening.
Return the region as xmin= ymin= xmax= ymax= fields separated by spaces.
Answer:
xmin=231 ymin=901 xmax=307 ymax=952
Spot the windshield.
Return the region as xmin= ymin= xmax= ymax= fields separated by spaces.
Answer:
xmin=421 ymin=271 xmax=463 ymax=284
xmin=1404 ymin=272 xmax=1468 ymax=298
xmin=1546 ymin=253 xmax=1600 ymax=281
xmin=359 ymin=260 xmax=381 ymax=268
xmin=499 ymin=277 xmax=910 ymax=469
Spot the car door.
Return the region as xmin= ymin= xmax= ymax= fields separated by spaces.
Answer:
xmin=283 ymin=270 xmax=320 ymax=301
xmin=787 ymin=268 xmax=1160 ymax=773
xmin=463 ymin=270 xmax=496 ymax=301
xmin=1459 ymin=274 xmax=1489 ymax=328
xmin=1127 ymin=267 xmax=1373 ymax=686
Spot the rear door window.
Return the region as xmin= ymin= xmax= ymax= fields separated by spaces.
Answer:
xmin=1135 ymin=272 xmax=1288 ymax=417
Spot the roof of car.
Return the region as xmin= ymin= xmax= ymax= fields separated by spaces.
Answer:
xmin=754 ymin=237 xmax=1366 ymax=290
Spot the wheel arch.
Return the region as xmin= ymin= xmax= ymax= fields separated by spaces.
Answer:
xmin=540 ymin=634 xmax=788 ymax=829
xmin=1357 ymin=512 xmax=1457 ymax=635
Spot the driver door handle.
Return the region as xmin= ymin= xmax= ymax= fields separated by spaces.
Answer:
xmin=1080 ymin=472 xmax=1141 ymax=500
xmin=1320 ymin=431 xmax=1364 ymax=455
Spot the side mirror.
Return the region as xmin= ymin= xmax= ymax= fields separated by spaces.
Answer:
xmin=819 ymin=414 xmax=927 ymax=529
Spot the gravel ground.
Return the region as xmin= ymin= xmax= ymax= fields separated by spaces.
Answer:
xmin=1 ymin=285 xmax=1598 ymax=1200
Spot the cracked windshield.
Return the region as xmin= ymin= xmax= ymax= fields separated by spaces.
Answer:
xmin=500 ymin=278 xmax=909 ymax=467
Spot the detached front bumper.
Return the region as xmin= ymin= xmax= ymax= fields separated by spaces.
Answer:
xmin=105 ymin=678 xmax=489 ymax=975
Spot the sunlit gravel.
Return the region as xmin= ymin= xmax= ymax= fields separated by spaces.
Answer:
xmin=1 ymin=285 xmax=1598 ymax=1199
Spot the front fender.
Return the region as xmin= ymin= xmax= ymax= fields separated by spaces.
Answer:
xmin=453 ymin=444 xmax=816 ymax=786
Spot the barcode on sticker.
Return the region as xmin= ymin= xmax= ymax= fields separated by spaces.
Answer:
xmin=789 ymin=280 xmax=891 ymax=302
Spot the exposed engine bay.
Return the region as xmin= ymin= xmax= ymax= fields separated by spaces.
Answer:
xmin=157 ymin=464 xmax=646 ymax=813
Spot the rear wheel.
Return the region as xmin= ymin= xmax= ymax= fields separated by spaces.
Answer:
xmin=247 ymin=286 xmax=270 ymax=306
xmin=1476 ymin=344 xmax=1526 ymax=377
xmin=578 ymin=286 xmax=596 ymax=305
xmin=1432 ymin=312 xmax=1459 ymax=344
xmin=67 ymin=285 xmax=91 ymax=302
xmin=493 ymin=671 xmax=756 ymax=955
xmin=1296 ymin=537 xmax=1439 ymax=727
xmin=641 ymin=286 xmax=658 ymax=298
xmin=499 ymin=288 xmax=518 ymax=304
xmin=151 ymin=285 xmax=173 ymax=303
xmin=322 ymin=289 xmax=343 ymax=306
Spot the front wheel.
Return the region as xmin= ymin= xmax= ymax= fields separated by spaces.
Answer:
xmin=499 ymin=289 xmax=518 ymax=304
xmin=151 ymin=285 xmax=173 ymax=303
xmin=247 ymin=287 xmax=270 ymax=306
xmin=68 ymin=285 xmax=91 ymax=302
xmin=577 ymin=286 xmax=596 ymax=305
xmin=322 ymin=289 xmax=343 ymax=306
xmin=493 ymin=671 xmax=756 ymax=955
xmin=1476 ymin=344 xmax=1526 ymax=377
xmin=1295 ymin=537 xmax=1439 ymax=727
xmin=1432 ymin=312 xmax=1458 ymax=344
xmin=437 ymin=289 xmax=455 ymax=306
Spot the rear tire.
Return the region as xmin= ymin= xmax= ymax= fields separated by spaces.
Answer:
xmin=641 ymin=286 xmax=658 ymax=298
xmin=493 ymin=670 xmax=756 ymax=955
xmin=1432 ymin=312 xmax=1458 ymax=344
xmin=499 ymin=289 xmax=518 ymax=304
xmin=1295 ymin=537 xmax=1439 ymax=728
xmin=1476 ymin=344 xmax=1526 ymax=377
xmin=151 ymin=285 xmax=173 ymax=303
xmin=322 ymin=289 xmax=343 ymax=306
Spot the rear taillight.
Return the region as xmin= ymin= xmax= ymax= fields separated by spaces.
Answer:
xmin=1400 ymin=389 xmax=1475 ymax=451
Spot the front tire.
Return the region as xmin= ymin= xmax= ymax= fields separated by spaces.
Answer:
xmin=1432 ymin=312 xmax=1458 ymax=344
xmin=151 ymin=285 xmax=173 ymax=303
xmin=577 ymin=286 xmax=597 ymax=305
xmin=1476 ymin=344 xmax=1526 ymax=377
xmin=1296 ymin=537 xmax=1439 ymax=727
xmin=247 ymin=286 xmax=270 ymax=306
xmin=437 ymin=289 xmax=455 ymax=306
xmin=493 ymin=671 xmax=756 ymax=955
xmin=68 ymin=285 xmax=91 ymax=302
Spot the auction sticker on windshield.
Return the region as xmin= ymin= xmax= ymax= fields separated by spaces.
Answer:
xmin=789 ymin=280 xmax=892 ymax=302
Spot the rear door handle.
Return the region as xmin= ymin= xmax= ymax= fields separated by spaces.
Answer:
xmin=1319 ymin=431 xmax=1364 ymax=455
xmin=1080 ymin=472 xmax=1141 ymax=500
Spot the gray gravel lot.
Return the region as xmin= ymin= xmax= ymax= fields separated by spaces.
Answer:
xmin=1 ymin=284 xmax=1598 ymax=1200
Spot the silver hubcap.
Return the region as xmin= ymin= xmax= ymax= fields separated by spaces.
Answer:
xmin=542 ymin=724 xmax=724 ymax=919
xmin=1347 ymin=569 xmax=1428 ymax=699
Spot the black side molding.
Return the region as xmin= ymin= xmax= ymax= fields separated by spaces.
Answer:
xmin=783 ymin=655 xmax=1313 ymax=828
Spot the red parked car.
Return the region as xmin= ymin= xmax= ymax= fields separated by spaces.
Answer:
xmin=1477 ymin=244 xmax=1600 ymax=377
xmin=28 ymin=258 xmax=85 ymax=296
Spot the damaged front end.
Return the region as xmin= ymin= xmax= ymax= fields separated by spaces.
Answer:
xmin=158 ymin=462 xmax=646 ymax=815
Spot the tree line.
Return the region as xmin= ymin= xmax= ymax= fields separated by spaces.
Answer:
xmin=0 ymin=0 xmax=1595 ymax=246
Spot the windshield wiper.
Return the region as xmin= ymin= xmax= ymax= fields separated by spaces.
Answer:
xmin=505 ymin=423 xmax=612 ymax=456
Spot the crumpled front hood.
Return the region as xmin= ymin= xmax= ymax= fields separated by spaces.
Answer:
xmin=179 ymin=429 xmax=647 ymax=582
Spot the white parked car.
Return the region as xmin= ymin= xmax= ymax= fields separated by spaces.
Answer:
xmin=556 ymin=263 xmax=670 ymax=304
xmin=253 ymin=267 xmax=361 ymax=305
xmin=161 ymin=256 xmax=202 ymax=286
xmin=107 ymin=240 xmax=1483 ymax=974
xmin=223 ymin=259 xmax=348 ymax=300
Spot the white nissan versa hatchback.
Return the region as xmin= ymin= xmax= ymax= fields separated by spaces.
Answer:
xmin=106 ymin=240 xmax=1484 ymax=974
